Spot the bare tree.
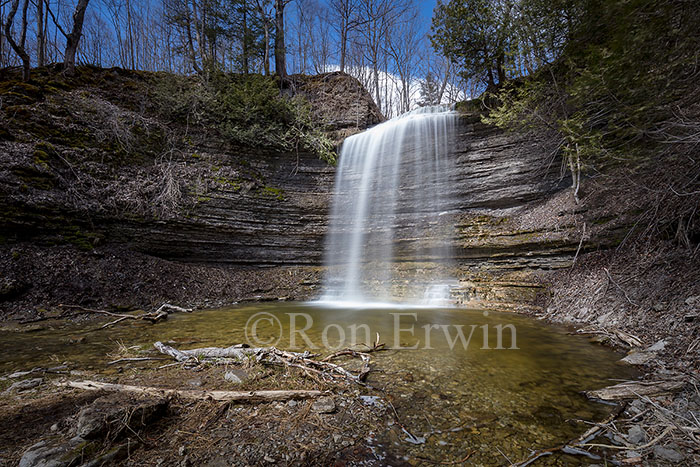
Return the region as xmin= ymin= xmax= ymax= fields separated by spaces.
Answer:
xmin=64 ymin=0 xmax=91 ymax=75
xmin=273 ymin=0 xmax=290 ymax=79
xmin=386 ymin=9 xmax=423 ymax=113
xmin=4 ymin=0 xmax=31 ymax=81
xmin=357 ymin=0 xmax=409 ymax=113
xmin=253 ymin=0 xmax=272 ymax=75
xmin=36 ymin=0 xmax=45 ymax=66
xmin=291 ymin=0 xmax=310 ymax=74
xmin=310 ymin=5 xmax=332 ymax=73
xmin=328 ymin=0 xmax=362 ymax=73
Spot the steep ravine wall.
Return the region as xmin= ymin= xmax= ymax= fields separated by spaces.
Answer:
xmin=0 ymin=69 xmax=380 ymax=317
xmin=107 ymin=151 xmax=335 ymax=265
xmin=0 ymin=69 xmax=617 ymax=315
xmin=108 ymin=113 xmax=585 ymax=272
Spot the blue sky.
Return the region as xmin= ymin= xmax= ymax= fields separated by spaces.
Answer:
xmin=418 ymin=0 xmax=439 ymax=23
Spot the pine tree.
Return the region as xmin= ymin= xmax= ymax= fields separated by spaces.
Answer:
xmin=418 ymin=73 xmax=441 ymax=106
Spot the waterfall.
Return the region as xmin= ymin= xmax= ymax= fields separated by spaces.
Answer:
xmin=319 ymin=105 xmax=459 ymax=306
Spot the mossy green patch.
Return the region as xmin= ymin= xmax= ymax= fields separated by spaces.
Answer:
xmin=61 ymin=440 xmax=99 ymax=463
xmin=11 ymin=166 xmax=57 ymax=190
xmin=260 ymin=186 xmax=284 ymax=201
xmin=214 ymin=176 xmax=242 ymax=190
xmin=33 ymin=151 xmax=50 ymax=168
xmin=0 ymin=81 xmax=43 ymax=104
xmin=32 ymin=141 xmax=57 ymax=167
xmin=60 ymin=226 xmax=102 ymax=251
xmin=4 ymin=105 xmax=33 ymax=120
xmin=46 ymin=79 xmax=70 ymax=90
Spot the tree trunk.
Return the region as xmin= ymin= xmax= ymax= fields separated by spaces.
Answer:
xmin=125 ymin=0 xmax=135 ymax=69
xmin=185 ymin=3 xmax=201 ymax=74
xmin=64 ymin=0 xmax=90 ymax=75
xmin=486 ymin=65 xmax=496 ymax=92
xmin=36 ymin=0 xmax=45 ymax=67
xmin=274 ymin=0 xmax=286 ymax=80
xmin=568 ymin=143 xmax=582 ymax=204
xmin=437 ymin=61 xmax=450 ymax=104
xmin=263 ymin=21 xmax=270 ymax=75
xmin=496 ymin=52 xmax=506 ymax=86
xmin=242 ymin=1 xmax=249 ymax=74
xmin=372 ymin=58 xmax=381 ymax=112
xmin=339 ymin=26 xmax=347 ymax=73
xmin=4 ymin=0 xmax=31 ymax=81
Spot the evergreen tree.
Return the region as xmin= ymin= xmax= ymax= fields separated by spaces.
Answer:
xmin=418 ymin=72 xmax=441 ymax=106
xmin=430 ymin=0 xmax=581 ymax=90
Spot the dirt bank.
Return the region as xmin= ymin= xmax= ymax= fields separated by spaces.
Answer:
xmin=0 ymin=243 xmax=321 ymax=323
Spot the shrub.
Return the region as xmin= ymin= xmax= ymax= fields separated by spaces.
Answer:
xmin=153 ymin=72 xmax=336 ymax=164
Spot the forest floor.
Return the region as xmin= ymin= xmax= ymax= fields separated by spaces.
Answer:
xmin=527 ymin=241 xmax=700 ymax=466
xmin=0 ymin=363 xmax=399 ymax=466
xmin=0 ymin=243 xmax=321 ymax=323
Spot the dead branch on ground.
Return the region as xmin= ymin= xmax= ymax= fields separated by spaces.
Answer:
xmin=585 ymin=380 xmax=685 ymax=401
xmin=154 ymin=337 xmax=388 ymax=385
xmin=56 ymin=380 xmax=324 ymax=402
xmin=58 ymin=303 xmax=192 ymax=328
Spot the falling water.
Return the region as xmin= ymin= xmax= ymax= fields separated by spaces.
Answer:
xmin=320 ymin=105 xmax=459 ymax=306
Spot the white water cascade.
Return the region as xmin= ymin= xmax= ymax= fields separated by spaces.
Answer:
xmin=319 ymin=106 xmax=459 ymax=306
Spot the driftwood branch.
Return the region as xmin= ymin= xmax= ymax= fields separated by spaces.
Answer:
xmin=585 ymin=380 xmax=685 ymax=401
xmin=56 ymin=380 xmax=324 ymax=402
xmin=58 ymin=303 xmax=193 ymax=328
xmin=154 ymin=339 xmax=387 ymax=385
xmin=107 ymin=357 xmax=166 ymax=366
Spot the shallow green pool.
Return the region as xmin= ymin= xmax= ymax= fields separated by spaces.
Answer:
xmin=0 ymin=303 xmax=637 ymax=464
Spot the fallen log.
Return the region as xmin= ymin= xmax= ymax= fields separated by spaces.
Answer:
xmin=107 ymin=357 xmax=166 ymax=366
xmin=57 ymin=380 xmax=324 ymax=402
xmin=585 ymin=380 xmax=685 ymax=401
xmin=153 ymin=341 xmax=375 ymax=384
xmin=153 ymin=342 xmax=311 ymax=363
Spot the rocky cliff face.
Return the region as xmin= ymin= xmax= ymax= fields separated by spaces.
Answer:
xmin=448 ymin=114 xmax=631 ymax=307
xmin=0 ymin=68 xmax=381 ymax=317
xmin=0 ymin=69 xmax=382 ymax=269
xmin=0 ymin=68 xmax=620 ymax=316
xmin=288 ymin=72 xmax=384 ymax=144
